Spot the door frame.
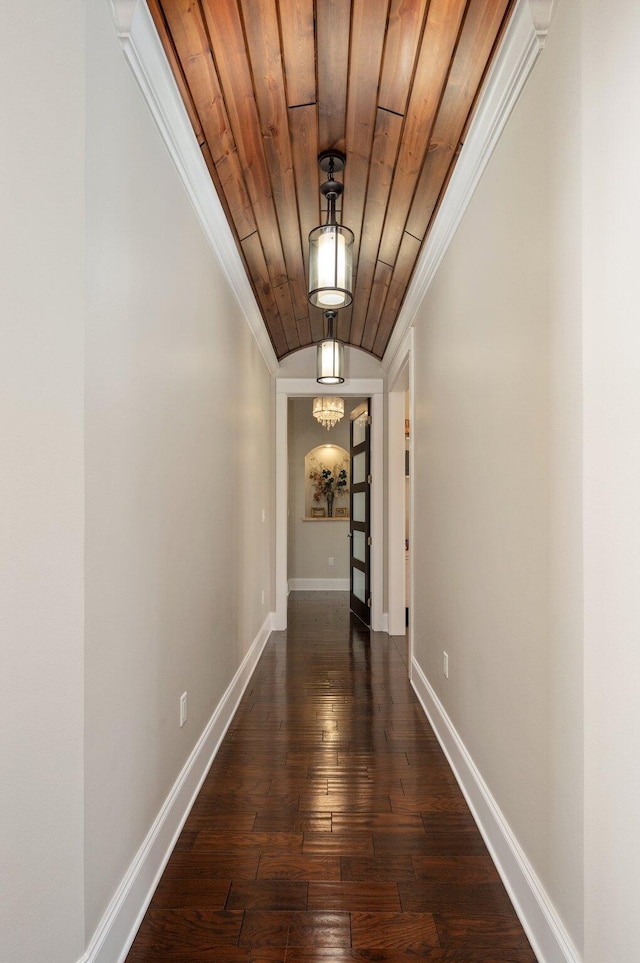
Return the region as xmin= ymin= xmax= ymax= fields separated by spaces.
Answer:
xmin=387 ymin=328 xmax=415 ymax=665
xmin=274 ymin=378 xmax=384 ymax=631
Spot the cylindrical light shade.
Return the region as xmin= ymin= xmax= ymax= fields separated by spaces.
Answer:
xmin=308 ymin=224 xmax=354 ymax=309
xmin=317 ymin=338 xmax=345 ymax=384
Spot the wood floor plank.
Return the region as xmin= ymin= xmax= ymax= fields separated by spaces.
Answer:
xmin=225 ymin=879 xmax=308 ymax=910
xmin=413 ymin=855 xmax=501 ymax=885
xmin=131 ymin=908 xmax=243 ymax=951
xmin=351 ymin=910 xmax=440 ymax=950
xmin=308 ymin=880 xmax=401 ymax=912
xmin=435 ymin=913 xmax=538 ymax=956
xmin=126 ymin=593 xmax=536 ymax=962
xmin=239 ymin=909 xmax=351 ymax=947
xmin=149 ymin=877 xmax=230 ymax=910
xmin=302 ymin=832 xmax=374 ymax=856
xmin=399 ymin=880 xmax=516 ymax=915
xmin=192 ymin=831 xmax=303 ymax=855
xmin=258 ymin=854 xmax=341 ymax=881
xmin=160 ymin=852 xmax=260 ymax=880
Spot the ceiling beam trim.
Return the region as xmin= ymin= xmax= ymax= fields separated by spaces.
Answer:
xmin=382 ymin=0 xmax=556 ymax=376
xmin=109 ymin=0 xmax=279 ymax=376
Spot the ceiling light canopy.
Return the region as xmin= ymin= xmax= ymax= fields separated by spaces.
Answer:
xmin=312 ymin=396 xmax=345 ymax=431
xmin=316 ymin=310 xmax=345 ymax=385
xmin=308 ymin=151 xmax=354 ymax=310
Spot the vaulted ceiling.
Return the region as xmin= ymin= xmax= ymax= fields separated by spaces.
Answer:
xmin=148 ymin=0 xmax=515 ymax=360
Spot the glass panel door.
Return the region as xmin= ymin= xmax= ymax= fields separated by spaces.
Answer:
xmin=349 ymin=400 xmax=370 ymax=625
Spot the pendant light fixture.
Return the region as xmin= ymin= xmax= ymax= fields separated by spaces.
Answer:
xmin=312 ymin=396 xmax=345 ymax=430
xmin=308 ymin=151 xmax=354 ymax=309
xmin=316 ymin=310 xmax=345 ymax=384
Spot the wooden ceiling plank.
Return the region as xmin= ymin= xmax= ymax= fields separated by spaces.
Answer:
xmin=316 ymin=0 xmax=352 ymax=151
xmin=348 ymin=107 xmax=404 ymax=346
xmin=200 ymin=0 xmax=289 ymax=292
xmin=289 ymin=104 xmax=320 ymax=282
xmin=199 ymin=143 xmax=247 ymax=239
xmin=372 ymin=231 xmax=422 ymax=356
xmin=214 ymin=154 xmax=257 ymax=242
xmin=241 ymin=232 xmax=292 ymax=357
xmin=377 ymin=0 xmax=431 ymax=116
xmin=335 ymin=305 xmax=353 ymax=345
xmin=360 ymin=260 xmax=394 ymax=353
xmin=279 ymin=0 xmax=316 ymax=107
xmin=296 ymin=316 xmax=314 ymax=346
xmin=273 ymin=281 xmax=305 ymax=350
xmin=406 ymin=0 xmax=511 ymax=241
xmin=377 ymin=0 xmax=468 ymax=268
xmin=343 ymin=0 xmax=391 ymax=273
xmin=159 ymin=0 xmax=257 ymax=242
xmin=310 ymin=306 xmax=328 ymax=344
xmin=239 ymin=0 xmax=309 ymax=336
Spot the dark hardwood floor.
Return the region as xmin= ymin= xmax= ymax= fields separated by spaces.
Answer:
xmin=126 ymin=592 xmax=537 ymax=962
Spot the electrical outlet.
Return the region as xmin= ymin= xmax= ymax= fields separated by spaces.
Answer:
xmin=261 ymin=589 xmax=265 ymax=605
xmin=180 ymin=692 xmax=187 ymax=727
xmin=443 ymin=652 xmax=449 ymax=679
xmin=261 ymin=508 xmax=266 ymax=523
xmin=328 ymin=557 xmax=334 ymax=567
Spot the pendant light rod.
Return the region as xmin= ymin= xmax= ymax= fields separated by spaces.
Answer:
xmin=319 ymin=150 xmax=344 ymax=227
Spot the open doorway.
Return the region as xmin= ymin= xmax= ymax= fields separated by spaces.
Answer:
xmin=274 ymin=378 xmax=384 ymax=632
xmin=286 ymin=397 xmax=364 ymax=593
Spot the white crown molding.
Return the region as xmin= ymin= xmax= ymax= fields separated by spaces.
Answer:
xmin=109 ymin=0 xmax=279 ymax=377
xmin=528 ymin=0 xmax=557 ymax=40
xmin=411 ymin=658 xmax=582 ymax=963
xmin=383 ymin=0 xmax=554 ymax=375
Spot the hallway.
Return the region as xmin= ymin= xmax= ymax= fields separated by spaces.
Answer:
xmin=126 ymin=593 xmax=535 ymax=961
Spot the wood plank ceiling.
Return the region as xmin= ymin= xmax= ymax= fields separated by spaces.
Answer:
xmin=149 ymin=0 xmax=514 ymax=361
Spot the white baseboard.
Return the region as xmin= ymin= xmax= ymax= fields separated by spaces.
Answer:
xmin=411 ymin=658 xmax=581 ymax=963
xmin=288 ymin=578 xmax=350 ymax=592
xmin=79 ymin=613 xmax=274 ymax=963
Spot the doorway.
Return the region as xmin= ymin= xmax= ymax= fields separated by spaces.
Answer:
xmin=286 ymin=397 xmax=363 ymax=594
xmin=274 ymin=378 xmax=384 ymax=632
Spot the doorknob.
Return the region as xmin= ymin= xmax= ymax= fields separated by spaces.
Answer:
xmin=347 ymin=532 xmax=352 ymax=538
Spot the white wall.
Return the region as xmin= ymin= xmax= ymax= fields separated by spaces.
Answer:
xmin=83 ymin=0 xmax=273 ymax=939
xmin=582 ymin=1 xmax=640 ymax=959
xmin=0 ymin=3 xmax=86 ymax=961
xmin=411 ymin=0 xmax=583 ymax=952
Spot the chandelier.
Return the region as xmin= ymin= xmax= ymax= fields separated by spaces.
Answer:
xmin=313 ymin=396 xmax=345 ymax=431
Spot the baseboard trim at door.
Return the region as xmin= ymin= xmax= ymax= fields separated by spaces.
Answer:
xmin=78 ymin=613 xmax=274 ymax=963
xmin=288 ymin=578 xmax=350 ymax=592
xmin=411 ymin=658 xmax=581 ymax=963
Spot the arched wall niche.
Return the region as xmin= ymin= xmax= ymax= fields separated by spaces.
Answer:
xmin=304 ymin=444 xmax=350 ymax=518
